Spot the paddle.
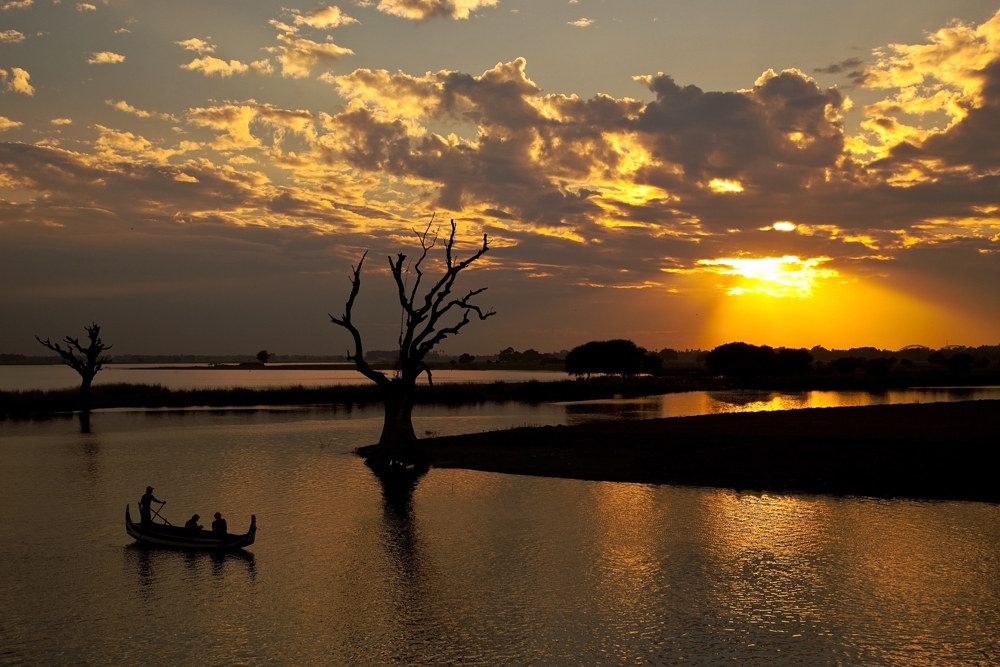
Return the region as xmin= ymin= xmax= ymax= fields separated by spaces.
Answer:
xmin=150 ymin=500 xmax=172 ymax=526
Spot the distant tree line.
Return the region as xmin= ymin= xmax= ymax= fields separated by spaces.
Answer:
xmin=701 ymin=341 xmax=993 ymax=379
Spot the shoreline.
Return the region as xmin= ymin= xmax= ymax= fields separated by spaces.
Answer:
xmin=415 ymin=400 xmax=1000 ymax=503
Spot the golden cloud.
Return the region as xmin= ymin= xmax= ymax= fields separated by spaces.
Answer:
xmin=105 ymin=99 xmax=177 ymax=122
xmin=87 ymin=51 xmax=125 ymax=64
xmin=291 ymin=5 xmax=358 ymax=29
xmin=696 ymin=256 xmax=839 ymax=298
xmin=0 ymin=115 xmax=23 ymax=131
xmin=0 ymin=29 xmax=26 ymax=42
xmin=175 ymin=37 xmax=215 ymax=54
xmin=181 ymin=56 xmax=249 ymax=77
xmin=371 ymin=0 xmax=498 ymax=21
xmin=268 ymin=33 xmax=353 ymax=78
xmin=1 ymin=67 xmax=34 ymax=96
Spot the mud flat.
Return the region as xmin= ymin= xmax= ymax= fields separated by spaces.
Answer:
xmin=420 ymin=400 xmax=1000 ymax=502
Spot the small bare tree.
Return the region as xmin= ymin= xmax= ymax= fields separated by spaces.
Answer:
xmin=35 ymin=323 xmax=113 ymax=400
xmin=330 ymin=220 xmax=494 ymax=465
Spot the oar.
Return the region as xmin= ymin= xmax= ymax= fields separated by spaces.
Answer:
xmin=150 ymin=500 xmax=172 ymax=526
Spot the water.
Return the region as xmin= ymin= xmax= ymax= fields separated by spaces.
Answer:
xmin=0 ymin=364 xmax=570 ymax=392
xmin=2 ymin=404 xmax=999 ymax=665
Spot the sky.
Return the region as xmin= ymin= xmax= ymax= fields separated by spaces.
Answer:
xmin=2 ymin=0 xmax=1000 ymax=355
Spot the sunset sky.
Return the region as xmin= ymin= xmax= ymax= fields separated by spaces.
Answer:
xmin=2 ymin=0 xmax=1000 ymax=355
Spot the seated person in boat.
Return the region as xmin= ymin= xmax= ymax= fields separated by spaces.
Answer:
xmin=184 ymin=514 xmax=203 ymax=533
xmin=139 ymin=486 xmax=163 ymax=526
xmin=211 ymin=512 xmax=228 ymax=535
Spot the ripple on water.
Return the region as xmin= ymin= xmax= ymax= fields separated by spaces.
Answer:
xmin=1 ymin=409 xmax=1000 ymax=665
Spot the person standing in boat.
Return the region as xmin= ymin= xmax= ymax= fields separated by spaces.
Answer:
xmin=184 ymin=514 xmax=203 ymax=533
xmin=138 ymin=486 xmax=164 ymax=526
xmin=211 ymin=512 xmax=227 ymax=535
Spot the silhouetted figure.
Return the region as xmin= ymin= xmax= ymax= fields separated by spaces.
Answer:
xmin=139 ymin=486 xmax=163 ymax=526
xmin=184 ymin=514 xmax=203 ymax=533
xmin=211 ymin=512 xmax=227 ymax=535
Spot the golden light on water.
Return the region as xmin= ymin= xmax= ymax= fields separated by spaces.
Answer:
xmin=696 ymin=256 xmax=838 ymax=298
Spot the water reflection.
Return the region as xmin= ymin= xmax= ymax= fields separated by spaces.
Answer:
xmin=125 ymin=544 xmax=257 ymax=593
xmin=560 ymin=386 xmax=1000 ymax=425
xmin=5 ymin=397 xmax=1000 ymax=665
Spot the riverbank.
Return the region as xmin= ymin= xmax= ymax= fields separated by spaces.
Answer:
xmin=416 ymin=400 xmax=1000 ymax=503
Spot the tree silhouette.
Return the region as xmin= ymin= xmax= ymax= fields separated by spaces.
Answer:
xmin=565 ymin=339 xmax=646 ymax=378
xmin=330 ymin=220 xmax=494 ymax=466
xmin=256 ymin=349 xmax=271 ymax=364
xmin=35 ymin=323 xmax=113 ymax=401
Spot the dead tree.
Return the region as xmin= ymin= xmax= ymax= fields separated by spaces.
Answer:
xmin=330 ymin=220 xmax=494 ymax=465
xmin=35 ymin=323 xmax=113 ymax=401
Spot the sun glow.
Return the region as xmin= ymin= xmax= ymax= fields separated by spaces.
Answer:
xmin=696 ymin=256 xmax=838 ymax=298
xmin=699 ymin=274 xmax=987 ymax=350
xmin=707 ymin=178 xmax=744 ymax=193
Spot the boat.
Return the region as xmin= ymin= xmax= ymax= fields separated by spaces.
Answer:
xmin=125 ymin=505 xmax=256 ymax=550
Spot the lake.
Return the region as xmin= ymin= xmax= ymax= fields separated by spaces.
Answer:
xmin=0 ymin=364 xmax=570 ymax=392
xmin=2 ymin=398 xmax=999 ymax=665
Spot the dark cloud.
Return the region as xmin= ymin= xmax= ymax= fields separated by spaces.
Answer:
xmin=814 ymin=57 xmax=864 ymax=74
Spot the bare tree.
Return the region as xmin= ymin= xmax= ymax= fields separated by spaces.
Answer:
xmin=35 ymin=323 xmax=113 ymax=400
xmin=330 ymin=220 xmax=494 ymax=465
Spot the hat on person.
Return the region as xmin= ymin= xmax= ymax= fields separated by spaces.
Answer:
xmin=146 ymin=486 xmax=153 ymax=492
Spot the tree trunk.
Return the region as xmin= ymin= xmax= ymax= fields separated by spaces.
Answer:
xmin=80 ymin=373 xmax=93 ymax=403
xmin=376 ymin=380 xmax=418 ymax=460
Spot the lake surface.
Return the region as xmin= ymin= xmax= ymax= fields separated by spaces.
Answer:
xmin=2 ymin=400 xmax=999 ymax=665
xmin=0 ymin=364 xmax=570 ymax=392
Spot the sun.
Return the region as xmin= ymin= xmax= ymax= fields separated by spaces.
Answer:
xmin=696 ymin=256 xmax=838 ymax=298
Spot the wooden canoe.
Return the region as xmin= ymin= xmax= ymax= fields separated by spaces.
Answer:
xmin=125 ymin=505 xmax=256 ymax=550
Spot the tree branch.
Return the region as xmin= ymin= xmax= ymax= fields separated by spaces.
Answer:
xmin=328 ymin=252 xmax=390 ymax=390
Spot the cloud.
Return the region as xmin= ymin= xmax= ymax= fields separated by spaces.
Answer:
xmin=50 ymin=118 xmax=72 ymax=125
xmin=1 ymin=67 xmax=35 ymax=95
xmin=181 ymin=56 xmax=249 ymax=77
xmin=367 ymin=0 xmax=498 ymax=21
xmin=105 ymin=99 xmax=178 ymax=122
xmin=853 ymin=9 xmax=1000 ymax=175
xmin=5 ymin=11 xmax=1000 ymax=318
xmin=568 ymin=18 xmax=594 ymax=27
xmin=291 ymin=5 xmax=358 ymax=29
xmin=1 ymin=0 xmax=32 ymax=9
xmin=87 ymin=51 xmax=126 ymax=64
xmin=175 ymin=37 xmax=215 ymax=54
xmin=814 ymin=57 xmax=864 ymax=74
xmin=268 ymin=32 xmax=353 ymax=78
xmin=0 ymin=116 xmax=23 ymax=131
xmin=0 ymin=29 xmax=26 ymax=43
xmin=76 ymin=3 xmax=95 ymax=10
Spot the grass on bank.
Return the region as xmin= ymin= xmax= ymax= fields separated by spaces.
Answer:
xmin=0 ymin=376 xmax=711 ymax=418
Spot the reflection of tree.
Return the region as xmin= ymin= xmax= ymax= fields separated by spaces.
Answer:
xmin=78 ymin=410 xmax=92 ymax=434
xmin=376 ymin=471 xmax=426 ymax=655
